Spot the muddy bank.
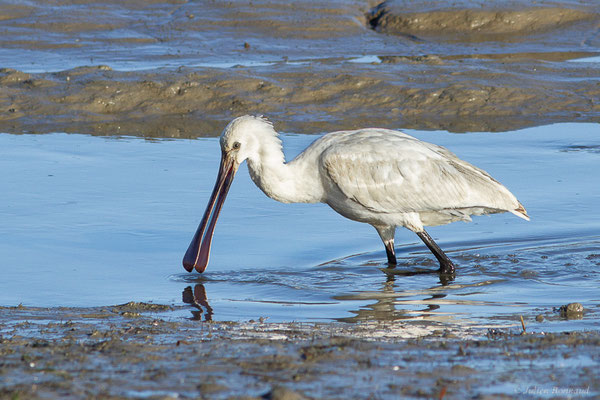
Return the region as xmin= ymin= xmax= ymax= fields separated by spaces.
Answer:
xmin=1 ymin=305 xmax=598 ymax=399
xmin=1 ymin=59 xmax=599 ymax=137
xmin=368 ymin=1 xmax=599 ymax=41
xmin=0 ymin=0 xmax=599 ymax=136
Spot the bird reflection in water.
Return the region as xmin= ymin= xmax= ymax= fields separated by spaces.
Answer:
xmin=383 ymin=265 xmax=455 ymax=286
xmin=335 ymin=268 xmax=452 ymax=324
xmin=182 ymin=284 xmax=213 ymax=321
xmin=181 ymin=268 xmax=454 ymax=322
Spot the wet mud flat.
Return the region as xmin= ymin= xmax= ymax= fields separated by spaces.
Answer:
xmin=1 ymin=304 xmax=599 ymax=400
xmin=0 ymin=0 xmax=599 ymax=136
xmin=1 ymin=57 xmax=599 ymax=137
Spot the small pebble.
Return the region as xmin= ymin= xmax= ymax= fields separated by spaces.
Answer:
xmin=535 ymin=314 xmax=544 ymax=322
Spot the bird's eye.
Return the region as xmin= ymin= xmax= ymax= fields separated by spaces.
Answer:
xmin=232 ymin=142 xmax=241 ymax=150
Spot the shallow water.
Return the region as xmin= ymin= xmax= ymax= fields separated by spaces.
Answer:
xmin=1 ymin=123 xmax=599 ymax=331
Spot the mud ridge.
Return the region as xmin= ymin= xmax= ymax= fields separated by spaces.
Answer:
xmin=1 ymin=61 xmax=599 ymax=137
xmin=368 ymin=1 xmax=599 ymax=40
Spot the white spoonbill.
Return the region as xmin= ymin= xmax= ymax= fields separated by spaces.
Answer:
xmin=183 ymin=115 xmax=529 ymax=274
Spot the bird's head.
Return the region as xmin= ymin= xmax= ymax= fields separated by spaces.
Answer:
xmin=219 ymin=115 xmax=277 ymax=166
xmin=183 ymin=115 xmax=277 ymax=273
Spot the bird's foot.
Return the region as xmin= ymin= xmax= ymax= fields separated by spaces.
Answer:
xmin=438 ymin=260 xmax=455 ymax=275
xmin=437 ymin=261 xmax=456 ymax=285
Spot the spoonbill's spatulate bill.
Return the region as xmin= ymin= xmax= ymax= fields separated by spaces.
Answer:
xmin=183 ymin=116 xmax=529 ymax=274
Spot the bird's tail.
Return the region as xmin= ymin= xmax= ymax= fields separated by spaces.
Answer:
xmin=511 ymin=202 xmax=530 ymax=221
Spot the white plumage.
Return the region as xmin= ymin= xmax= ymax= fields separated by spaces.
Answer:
xmin=183 ymin=115 xmax=528 ymax=274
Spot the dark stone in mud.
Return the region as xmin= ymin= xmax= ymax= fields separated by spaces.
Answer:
xmin=559 ymin=302 xmax=584 ymax=318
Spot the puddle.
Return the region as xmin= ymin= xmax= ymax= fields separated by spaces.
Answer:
xmin=570 ymin=55 xmax=600 ymax=63
xmin=1 ymin=123 xmax=599 ymax=331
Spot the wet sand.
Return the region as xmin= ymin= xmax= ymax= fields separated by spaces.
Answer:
xmin=1 ymin=0 xmax=600 ymax=398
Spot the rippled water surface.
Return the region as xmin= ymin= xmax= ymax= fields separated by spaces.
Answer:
xmin=1 ymin=123 xmax=599 ymax=331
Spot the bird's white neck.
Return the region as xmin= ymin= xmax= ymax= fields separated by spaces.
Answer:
xmin=246 ymin=135 xmax=323 ymax=204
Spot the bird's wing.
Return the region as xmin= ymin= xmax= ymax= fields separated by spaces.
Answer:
xmin=320 ymin=130 xmax=519 ymax=215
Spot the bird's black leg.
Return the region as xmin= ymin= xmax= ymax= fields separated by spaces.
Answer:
xmin=384 ymin=240 xmax=397 ymax=266
xmin=416 ymin=230 xmax=455 ymax=274
xmin=374 ymin=225 xmax=397 ymax=267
